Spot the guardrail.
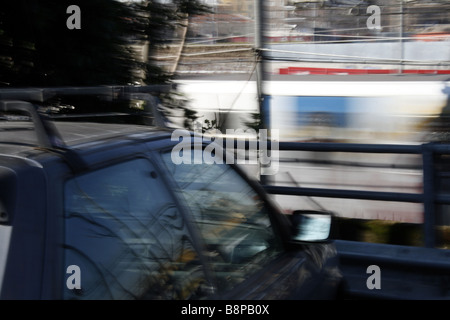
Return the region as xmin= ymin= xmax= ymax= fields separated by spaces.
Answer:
xmin=257 ymin=141 xmax=450 ymax=249
xmin=334 ymin=239 xmax=450 ymax=299
xmin=254 ymin=141 xmax=450 ymax=299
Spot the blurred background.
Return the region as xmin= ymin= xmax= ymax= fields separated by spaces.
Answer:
xmin=1 ymin=0 xmax=449 ymax=247
xmin=162 ymin=0 xmax=450 ymax=248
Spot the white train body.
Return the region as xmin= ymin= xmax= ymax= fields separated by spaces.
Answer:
xmin=177 ymin=75 xmax=450 ymax=144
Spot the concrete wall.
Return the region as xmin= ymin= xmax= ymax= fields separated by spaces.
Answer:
xmin=266 ymin=41 xmax=450 ymax=64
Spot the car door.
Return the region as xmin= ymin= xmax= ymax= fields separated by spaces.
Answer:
xmin=159 ymin=149 xmax=340 ymax=299
xmin=62 ymin=156 xmax=213 ymax=300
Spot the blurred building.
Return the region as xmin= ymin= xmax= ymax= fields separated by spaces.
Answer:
xmin=187 ymin=0 xmax=254 ymax=42
xmin=188 ymin=0 xmax=450 ymax=43
xmin=285 ymin=0 xmax=450 ymax=41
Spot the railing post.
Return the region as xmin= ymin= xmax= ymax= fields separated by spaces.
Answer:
xmin=422 ymin=143 xmax=436 ymax=248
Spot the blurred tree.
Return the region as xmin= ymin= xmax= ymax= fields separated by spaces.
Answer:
xmin=134 ymin=0 xmax=211 ymax=84
xmin=0 ymin=0 xmax=210 ymax=125
xmin=0 ymin=0 xmax=209 ymax=87
xmin=244 ymin=112 xmax=262 ymax=132
xmin=0 ymin=0 xmax=211 ymax=86
xmin=0 ymin=1 xmax=138 ymax=86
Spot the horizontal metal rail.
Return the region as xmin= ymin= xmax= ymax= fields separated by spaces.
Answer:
xmin=222 ymin=139 xmax=423 ymax=154
xmin=334 ymin=240 xmax=450 ymax=299
xmin=224 ymin=139 xmax=450 ymax=248
xmin=276 ymin=141 xmax=423 ymax=154
xmin=249 ymin=140 xmax=450 ymax=298
xmin=0 ymin=85 xmax=174 ymax=102
xmin=263 ymin=185 xmax=423 ymax=203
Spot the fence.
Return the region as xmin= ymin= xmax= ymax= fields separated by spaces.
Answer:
xmin=241 ymin=140 xmax=450 ymax=248
xmin=248 ymin=140 xmax=450 ymax=298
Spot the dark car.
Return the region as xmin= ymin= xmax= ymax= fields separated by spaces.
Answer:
xmin=0 ymin=87 xmax=342 ymax=300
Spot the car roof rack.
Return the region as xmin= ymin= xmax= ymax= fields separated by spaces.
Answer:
xmin=0 ymin=85 xmax=174 ymax=172
xmin=0 ymin=85 xmax=173 ymax=102
xmin=0 ymin=99 xmax=89 ymax=172
xmin=0 ymin=84 xmax=174 ymax=145
xmin=0 ymin=100 xmax=64 ymax=149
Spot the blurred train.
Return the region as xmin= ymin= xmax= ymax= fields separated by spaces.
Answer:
xmin=175 ymin=75 xmax=450 ymax=222
xmin=176 ymin=75 xmax=450 ymax=144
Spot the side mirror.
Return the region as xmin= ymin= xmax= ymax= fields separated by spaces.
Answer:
xmin=289 ymin=210 xmax=332 ymax=242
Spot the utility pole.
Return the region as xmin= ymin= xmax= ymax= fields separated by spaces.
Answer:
xmin=255 ymin=0 xmax=265 ymax=125
xmin=399 ymin=0 xmax=404 ymax=74
xmin=255 ymin=0 xmax=269 ymax=184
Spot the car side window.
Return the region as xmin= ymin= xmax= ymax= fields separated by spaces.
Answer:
xmin=63 ymin=158 xmax=208 ymax=300
xmin=161 ymin=152 xmax=283 ymax=294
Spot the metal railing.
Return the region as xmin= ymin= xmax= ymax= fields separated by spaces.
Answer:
xmin=252 ymin=141 xmax=450 ymax=248
xmin=224 ymin=139 xmax=450 ymax=298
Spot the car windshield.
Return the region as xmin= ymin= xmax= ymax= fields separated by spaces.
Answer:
xmin=161 ymin=150 xmax=283 ymax=293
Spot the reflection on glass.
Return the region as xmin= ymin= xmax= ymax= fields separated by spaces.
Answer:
xmin=64 ymin=158 xmax=207 ymax=300
xmin=162 ymin=151 xmax=283 ymax=293
xmin=292 ymin=213 xmax=331 ymax=242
